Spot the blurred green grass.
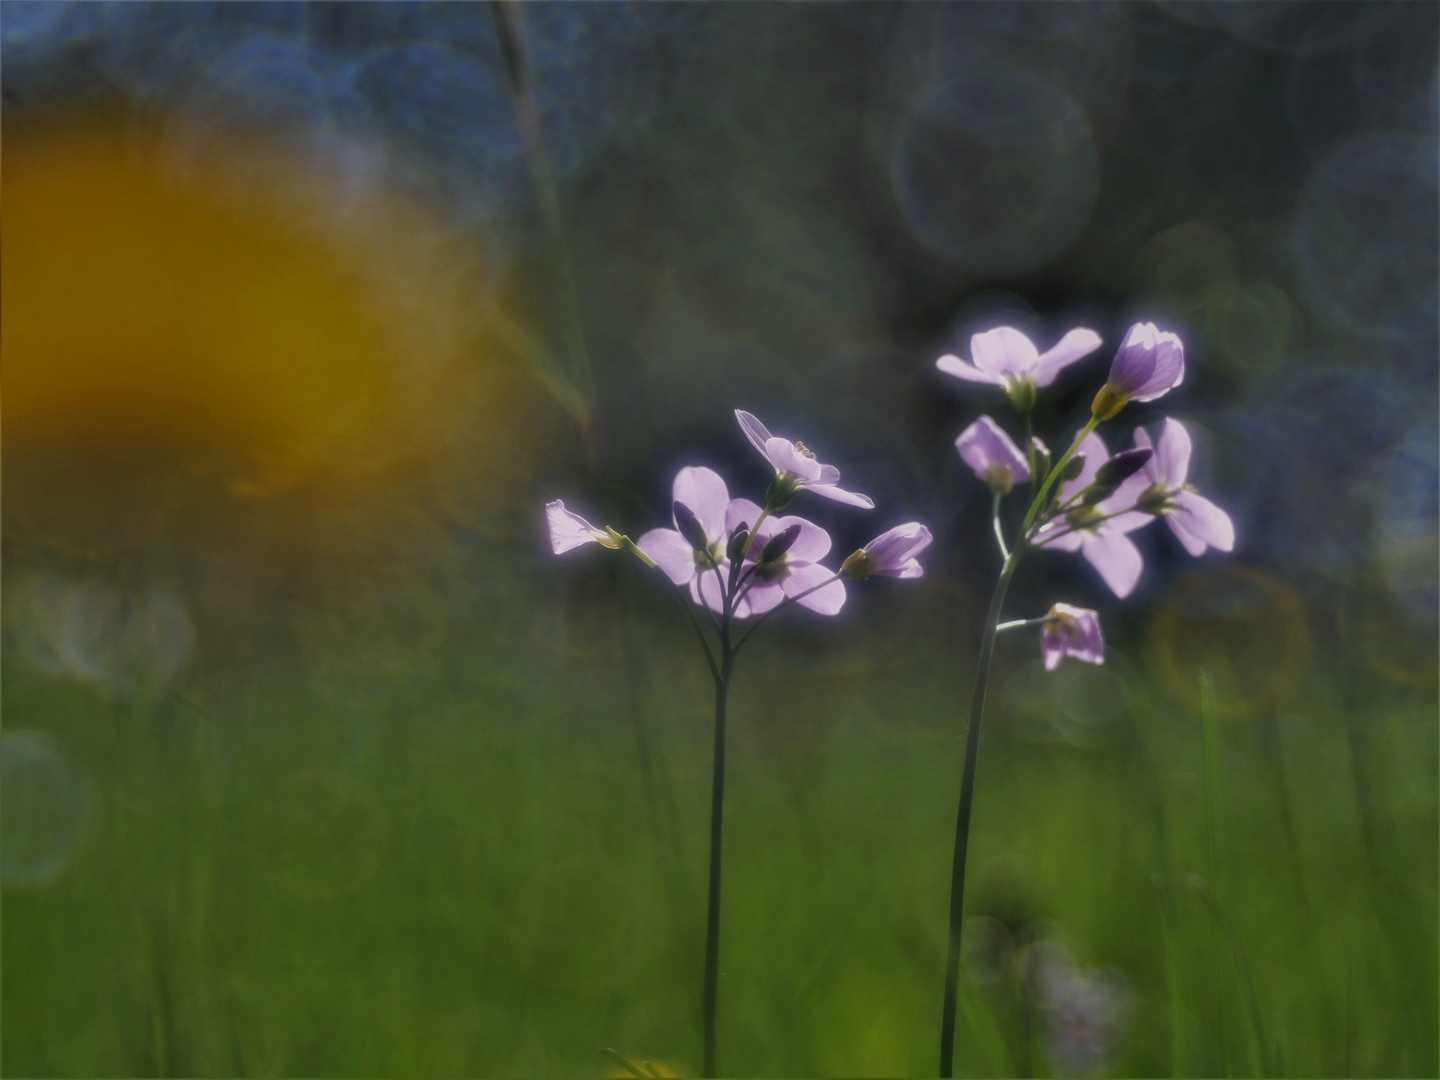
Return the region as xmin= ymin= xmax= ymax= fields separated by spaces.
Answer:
xmin=3 ymin=567 xmax=1434 ymax=1077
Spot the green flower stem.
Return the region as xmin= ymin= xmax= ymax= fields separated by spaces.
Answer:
xmin=701 ymin=630 xmax=732 ymax=1078
xmin=939 ymin=547 xmax=1021 ymax=1077
xmin=991 ymin=492 xmax=1010 ymax=561
xmin=1020 ymin=415 xmax=1100 ymax=537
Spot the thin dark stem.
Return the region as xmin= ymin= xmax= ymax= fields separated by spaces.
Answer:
xmin=702 ymin=632 xmax=733 ymax=1077
xmin=731 ymin=573 xmax=843 ymax=656
xmin=939 ymin=550 xmax=1020 ymax=1078
xmin=666 ymin=581 xmax=720 ymax=682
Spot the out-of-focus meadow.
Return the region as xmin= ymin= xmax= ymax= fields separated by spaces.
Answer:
xmin=2 ymin=3 xmax=1435 ymax=1076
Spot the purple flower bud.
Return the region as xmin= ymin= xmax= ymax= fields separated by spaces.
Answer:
xmin=759 ymin=523 xmax=803 ymax=563
xmin=672 ymin=501 xmax=710 ymax=554
xmin=726 ymin=525 xmax=751 ymax=562
xmin=1081 ymin=447 xmax=1153 ymax=504
xmin=1041 ymin=604 xmax=1104 ymax=670
xmin=1092 ymin=323 xmax=1184 ymax=418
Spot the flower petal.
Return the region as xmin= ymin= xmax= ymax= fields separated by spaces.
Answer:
xmin=694 ymin=563 xmax=733 ymax=614
xmin=1034 ymin=328 xmax=1103 ymax=387
xmin=1171 ymin=489 xmax=1235 ymax=553
xmin=784 ymin=561 xmax=847 ymax=615
xmin=673 ymin=466 xmax=730 ymax=542
xmin=956 ymin=416 xmax=1030 ymax=485
xmin=759 ymin=515 xmax=831 ymax=562
xmin=726 ymin=498 xmax=765 ymax=537
xmin=734 ymin=410 xmax=774 ymax=458
xmin=1041 ymin=625 xmax=1066 ymax=670
xmin=806 ymin=482 xmax=875 ymax=508
xmin=1152 ymin=418 xmax=1192 ymax=488
xmin=546 ymin=500 xmax=605 ymax=554
xmin=766 ymin=437 xmax=824 ymax=482
xmin=865 ymin=522 xmax=933 ymax=571
xmin=1082 ymin=530 xmax=1144 ymax=598
xmin=638 ymin=528 xmax=698 ymax=585
xmin=937 ymin=354 xmax=1004 ymax=385
xmin=740 ymin=580 xmax=785 ymax=615
xmin=1036 ymin=524 xmax=1085 ymax=552
xmin=970 ymin=326 xmax=1040 ymax=379
xmin=1109 ymin=323 xmax=1184 ymax=401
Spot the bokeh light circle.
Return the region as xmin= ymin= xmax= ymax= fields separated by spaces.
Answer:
xmin=1 ymin=732 xmax=88 ymax=889
xmin=1293 ymin=133 xmax=1438 ymax=339
xmin=892 ymin=72 xmax=1099 ymax=274
xmin=1149 ymin=564 xmax=1310 ymax=719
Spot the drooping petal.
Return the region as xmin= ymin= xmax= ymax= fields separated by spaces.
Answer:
xmin=956 ymin=416 xmax=1030 ymax=486
xmin=806 ymin=482 xmax=875 ymax=508
xmin=546 ymin=500 xmax=608 ymax=554
xmin=1082 ymin=529 xmax=1144 ymax=598
xmin=1033 ymin=328 xmax=1103 ymax=387
xmin=638 ymin=528 xmax=699 ymax=585
xmin=1151 ymin=418 xmax=1192 ymax=488
xmin=1041 ymin=626 xmax=1067 ymax=671
xmin=734 ymin=410 xmax=774 ymax=458
xmin=864 ymin=522 xmax=933 ymax=572
xmin=970 ymin=326 xmax=1040 ymax=379
xmin=936 ymin=354 xmax=1003 ymax=384
xmin=1170 ymin=489 xmax=1235 ymax=554
xmin=765 ymin=437 xmax=824 ymax=482
xmin=672 ymin=466 xmax=731 ymax=542
xmin=1042 ymin=604 xmax=1106 ymax=668
xmin=784 ymin=561 xmax=847 ymax=615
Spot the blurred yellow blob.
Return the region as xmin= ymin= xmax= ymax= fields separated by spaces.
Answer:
xmin=3 ymin=122 xmax=475 ymax=498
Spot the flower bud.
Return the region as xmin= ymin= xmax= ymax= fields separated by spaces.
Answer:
xmin=672 ymin=501 xmax=710 ymax=554
xmin=759 ymin=523 xmax=802 ymax=563
xmin=726 ymin=525 xmax=751 ymax=562
xmin=1060 ymin=453 xmax=1086 ymax=483
xmin=1091 ymin=384 xmax=1129 ymax=420
xmin=1081 ymin=447 xmax=1152 ymax=504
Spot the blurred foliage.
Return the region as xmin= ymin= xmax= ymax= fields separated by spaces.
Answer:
xmin=2 ymin=1 xmax=1436 ymax=1077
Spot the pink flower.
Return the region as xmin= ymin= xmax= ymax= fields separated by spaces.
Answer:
xmin=734 ymin=410 xmax=874 ymax=509
xmin=637 ymin=467 xmax=753 ymax=615
xmin=1092 ymin=323 xmax=1184 ymax=418
xmin=956 ymin=416 xmax=1030 ymax=494
xmin=547 ymin=500 xmax=620 ymax=554
xmin=726 ymin=498 xmax=846 ymax=615
xmin=841 ymin=522 xmax=933 ymax=580
xmin=1035 ymin=430 xmax=1152 ymax=598
xmin=937 ymin=326 xmax=1102 ymax=410
xmin=1041 ymin=604 xmax=1104 ymax=670
xmin=1130 ymin=418 xmax=1235 ymax=556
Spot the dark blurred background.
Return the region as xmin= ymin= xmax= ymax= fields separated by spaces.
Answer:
xmin=2 ymin=2 xmax=1436 ymax=1076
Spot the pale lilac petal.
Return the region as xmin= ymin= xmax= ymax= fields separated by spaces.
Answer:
xmin=726 ymin=498 xmax=765 ymax=536
xmin=1171 ymin=490 xmax=1235 ymax=553
xmin=1043 ymin=604 xmax=1105 ymax=668
xmin=806 ymin=482 xmax=875 ymax=509
xmin=756 ymin=515 xmax=831 ymax=563
xmin=1165 ymin=515 xmax=1209 ymax=557
xmin=888 ymin=558 xmax=925 ymax=579
xmin=937 ymin=354 xmax=1003 ymax=384
xmin=1033 ymin=328 xmax=1103 ymax=386
xmin=1036 ymin=524 xmax=1085 ymax=552
xmin=740 ymin=580 xmax=785 ymax=616
xmin=784 ymin=562 xmax=846 ymax=615
xmin=1041 ymin=630 xmax=1066 ymax=671
xmin=546 ymin=500 xmax=606 ymax=554
xmin=1131 ymin=426 xmax=1159 ymax=483
xmin=956 ymin=416 xmax=1030 ymax=485
xmin=970 ymin=327 xmax=1040 ymax=379
xmin=816 ymin=463 xmax=841 ymax=485
xmin=1152 ymin=418 xmax=1192 ymax=488
xmin=1057 ymin=430 xmax=1110 ymax=504
xmin=1101 ymin=470 xmax=1155 ymax=530
xmin=734 ymin=410 xmax=774 ymax=458
xmin=695 ymin=564 xmax=733 ymax=614
xmin=765 ymin=437 xmax=824 ymax=482
xmin=638 ymin=528 xmax=698 ymax=585
xmin=864 ymin=522 xmax=933 ymax=571
xmin=1108 ymin=323 xmax=1184 ymax=401
xmin=1082 ymin=530 xmax=1144 ymax=599
xmin=673 ymin=466 xmax=730 ymax=542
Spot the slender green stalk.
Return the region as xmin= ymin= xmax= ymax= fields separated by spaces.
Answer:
xmin=1024 ymin=413 xmax=1036 ymax=504
xmin=939 ymin=550 xmax=1020 ymax=1077
xmin=991 ymin=491 xmax=1010 ymax=560
xmin=1020 ymin=415 xmax=1099 ymax=537
xmin=1188 ymin=875 xmax=1273 ymax=1077
xmin=701 ymin=635 xmax=732 ymax=1078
